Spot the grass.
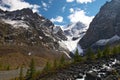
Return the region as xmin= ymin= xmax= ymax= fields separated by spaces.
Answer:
xmin=0 ymin=45 xmax=65 ymax=70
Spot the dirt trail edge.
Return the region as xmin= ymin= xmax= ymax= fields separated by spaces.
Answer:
xmin=0 ymin=67 xmax=43 ymax=80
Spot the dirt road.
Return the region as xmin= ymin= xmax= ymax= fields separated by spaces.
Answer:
xmin=0 ymin=67 xmax=43 ymax=80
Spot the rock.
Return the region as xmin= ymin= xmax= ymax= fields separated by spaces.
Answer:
xmin=0 ymin=8 xmax=68 ymax=51
xmin=64 ymin=21 xmax=87 ymax=40
xmin=77 ymin=73 xmax=83 ymax=78
xmin=79 ymin=0 xmax=120 ymax=49
xmin=85 ymin=71 xmax=98 ymax=80
xmin=39 ymin=55 xmax=120 ymax=80
xmin=104 ymin=75 xmax=118 ymax=80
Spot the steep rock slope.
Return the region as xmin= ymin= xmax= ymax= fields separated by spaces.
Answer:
xmin=0 ymin=8 xmax=69 ymax=68
xmin=79 ymin=0 xmax=120 ymax=49
xmin=0 ymin=8 xmax=67 ymax=50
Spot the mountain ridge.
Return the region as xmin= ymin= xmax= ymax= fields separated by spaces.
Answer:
xmin=79 ymin=0 xmax=120 ymax=49
xmin=0 ymin=8 xmax=68 ymax=51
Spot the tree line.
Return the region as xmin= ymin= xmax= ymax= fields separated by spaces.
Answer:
xmin=12 ymin=45 xmax=120 ymax=80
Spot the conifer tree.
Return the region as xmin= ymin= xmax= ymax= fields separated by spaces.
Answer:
xmin=97 ymin=49 xmax=103 ymax=58
xmin=86 ymin=48 xmax=95 ymax=60
xmin=112 ymin=46 xmax=120 ymax=55
xmin=43 ymin=61 xmax=51 ymax=73
xmin=53 ymin=59 xmax=57 ymax=69
xmin=103 ymin=46 xmax=110 ymax=57
xmin=117 ymin=45 xmax=120 ymax=54
xmin=19 ymin=66 xmax=23 ymax=80
xmin=59 ymin=54 xmax=65 ymax=67
xmin=26 ymin=58 xmax=36 ymax=80
xmin=73 ymin=49 xmax=82 ymax=62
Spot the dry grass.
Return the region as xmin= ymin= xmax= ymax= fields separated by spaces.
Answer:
xmin=0 ymin=45 xmax=64 ymax=70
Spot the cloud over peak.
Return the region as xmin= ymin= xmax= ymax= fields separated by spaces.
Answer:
xmin=68 ymin=8 xmax=94 ymax=26
xmin=50 ymin=16 xmax=64 ymax=23
xmin=0 ymin=0 xmax=40 ymax=13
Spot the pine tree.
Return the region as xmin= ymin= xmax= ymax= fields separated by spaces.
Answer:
xmin=73 ymin=49 xmax=82 ymax=62
xmin=117 ymin=45 xmax=120 ymax=54
xmin=97 ymin=49 xmax=103 ymax=58
xmin=103 ymin=46 xmax=110 ymax=57
xmin=59 ymin=54 xmax=65 ymax=67
xmin=53 ymin=59 xmax=57 ymax=69
xmin=112 ymin=46 xmax=120 ymax=55
xmin=43 ymin=61 xmax=51 ymax=73
xmin=26 ymin=58 xmax=36 ymax=80
xmin=19 ymin=66 xmax=23 ymax=80
xmin=86 ymin=48 xmax=95 ymax=60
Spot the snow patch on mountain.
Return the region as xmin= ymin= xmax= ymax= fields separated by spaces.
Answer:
xmin=63 ymin=22 xmax=87 ymax=38
xmin=60 ymin=22 xmax=88 ymax=54
xmin=62 ymin=36 xmax=83 ymax=54
xmin=95 ymin=35 xmax=120 ymax=46
xmin=2 ymin=19 xmax=29 ymax=29
xmin=62 ymin=37 xmax=79 ymax=51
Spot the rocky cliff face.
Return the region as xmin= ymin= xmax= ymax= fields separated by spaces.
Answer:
xmin=0 ymin=8 xmax=70 ymax=69
xmin=64 ymin=21 xmax=87 ymax=40
xmin=61 ymin=22 xmax=87 ymax=54
xmin=79 ymin=0 xmax=120 ymax=49
xmin=0 ymin=8 xmax=67 ymax=51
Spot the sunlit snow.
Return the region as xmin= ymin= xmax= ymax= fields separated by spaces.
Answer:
xmin=62 ymin=36 xmax=83 ymax=54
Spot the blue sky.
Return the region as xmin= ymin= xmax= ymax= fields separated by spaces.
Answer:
xmin=0 ymin=0 xmax=110 ymax=26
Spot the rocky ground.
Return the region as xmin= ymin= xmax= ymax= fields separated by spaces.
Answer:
xmin=39 ymin=55 xmax=120 ymax=80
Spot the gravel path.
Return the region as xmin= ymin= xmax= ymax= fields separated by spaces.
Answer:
xmin=0 ymin=67 xmax=43 ymax=80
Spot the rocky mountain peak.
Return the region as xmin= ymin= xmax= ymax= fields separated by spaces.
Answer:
xmin=0 ymin=8 xmax=68 ymax=52
xmin=9 ymin=8 xmax=33 ymax=15
xmin=64 ymin=21 xmax=87 ymax=40
xmin=79 ymin=0 xmax=120 ymax=49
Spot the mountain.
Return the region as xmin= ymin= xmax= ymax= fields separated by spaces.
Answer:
xmin=61 ymin=21 xmax=87 ymax=53
xmin=79 ymin=0 xmax=120 ymax=49
xmin=64 ymin=21 xmax=87 ymax=40
xmin=0 ymin=8 xmax=68 ymax=50
xmin=0 ymin=8 xmax=69 ymax=68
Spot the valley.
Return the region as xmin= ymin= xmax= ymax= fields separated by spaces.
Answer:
xmin=0 ymin=0 xmax=120 ymax=80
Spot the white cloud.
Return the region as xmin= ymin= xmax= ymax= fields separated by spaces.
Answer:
xmin=50 ymin=16 xmax=63 ymax=23
xmin=66 ymin=0 xmax=94 ymax=3
xmin=42 ymin=1 xmax=47 ymax=8
xmin=69 ymin=8 xmax=74 ymax=13
xmin=0 ymin=0 xmax=40 ymax=12
xmin=68 ymin=8 xmax=94 ymax=26
xmin=76 ymin=0 xmax=95 ymax=4
xmin=41 ymin=1 xmax=51 ymax=11
xmin=66 ymin=0 xmax=75 ymax=2
xmin=43 ymin=8 xmax=48 ymax=11
xmin=32 ymin=5 xmax=40 ymax=13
